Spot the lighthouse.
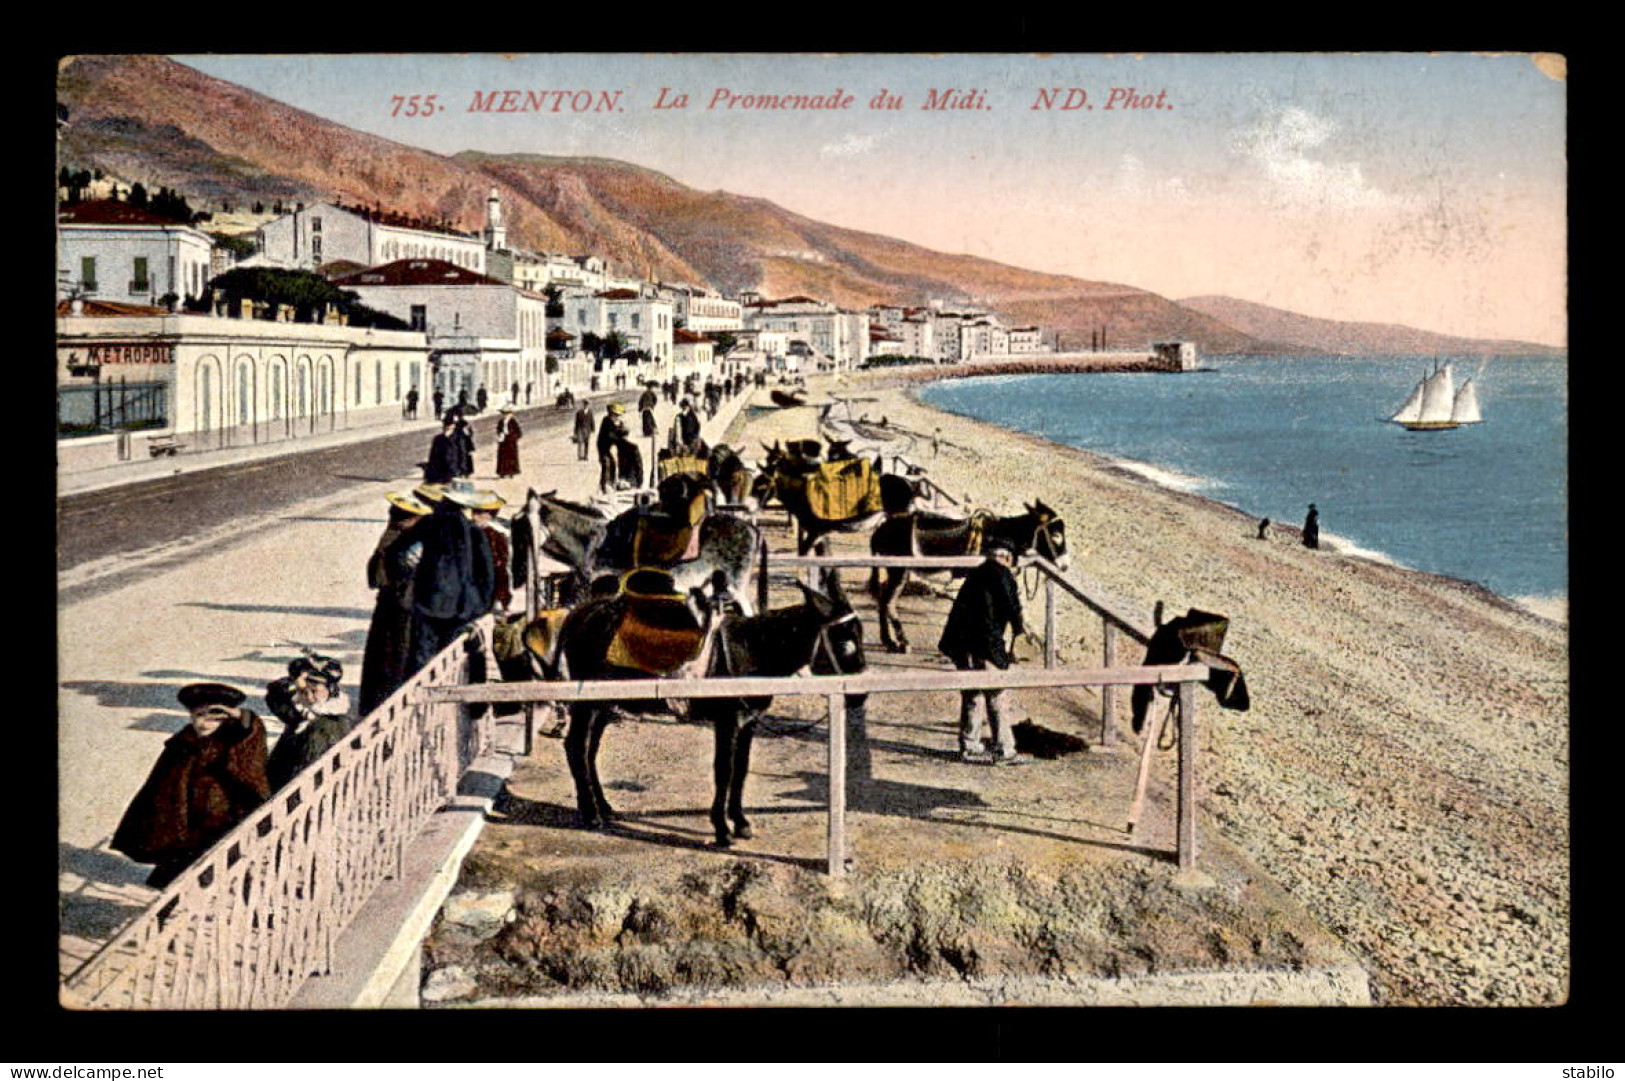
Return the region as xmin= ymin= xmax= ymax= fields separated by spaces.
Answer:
xmin=484 ymin=187 xmax=506 ymax=252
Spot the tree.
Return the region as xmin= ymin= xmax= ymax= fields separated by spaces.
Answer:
xmin=129 ymin=182 xmax=149 ymax=208
xmin=710 ymin=331 xmax=739 ymax=357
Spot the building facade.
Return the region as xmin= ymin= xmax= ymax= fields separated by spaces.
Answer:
xmin=259 ymin=202 xmax=487 ymax=275
xmin=57 ymin=200 xmax=215 ymax=308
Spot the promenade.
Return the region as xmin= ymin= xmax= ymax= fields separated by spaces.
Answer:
xmin=57 ymin=380 xmax=752 ymax=977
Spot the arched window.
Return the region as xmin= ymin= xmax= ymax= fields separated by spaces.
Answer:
xmin=236 ymin=360 xmax=253 ymax=427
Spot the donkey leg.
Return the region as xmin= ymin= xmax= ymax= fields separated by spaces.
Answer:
xmin=564 ymin=704 xmax=604 ymax=829
xmin=880 ymin=569 xmax=910 ymax=653
xmin=584 ymin=708 xmax=616 ymax=825
xmin=711 ymin=710 xmax=738 ymax=847
xmin=728 ymin=715 xmax=759 ymax=839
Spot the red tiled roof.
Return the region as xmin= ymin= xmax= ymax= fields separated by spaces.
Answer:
xmin=56 ymin=298 xmax=170 ymax=317
xmin=673 ymin=328 xmax=710 ymax=344
xmin=332 ymin=259 xmax=505 ymax=287
xmin=547 ymin=328 xmax=576 ymax=342
xmin=58 ymin=200 xmax=191 ymax=227
xmin=594 ymin=288 xmax=641 ymax=300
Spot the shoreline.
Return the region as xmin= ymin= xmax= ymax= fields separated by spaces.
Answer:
xmin=888 ymin=367 xmax=1567 ymax=627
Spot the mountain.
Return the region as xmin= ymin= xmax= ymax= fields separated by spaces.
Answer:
xmin=55 ymin=55 xmax=1310 ymax=355
xmin=1179 ymin=295 xmax=1565 ymax=358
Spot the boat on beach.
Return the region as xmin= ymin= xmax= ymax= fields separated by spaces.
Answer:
xmin=770 ymin=389 xmax=808 ymax=409
xmin=1389 ymin=361 xmax=1482 ymax=430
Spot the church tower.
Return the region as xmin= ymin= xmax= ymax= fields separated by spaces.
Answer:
xmin=484 ymin=188 xmax=506 ymax=252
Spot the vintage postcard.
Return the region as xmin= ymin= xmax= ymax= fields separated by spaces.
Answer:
xmin=55 ymin=51 xmax=1567 ymax=1012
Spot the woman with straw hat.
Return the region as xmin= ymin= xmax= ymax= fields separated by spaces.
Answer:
xmin=360 ymin=489 xmax=435 ymax=715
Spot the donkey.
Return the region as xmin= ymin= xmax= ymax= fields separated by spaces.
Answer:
xmin=707 ymin=443 xmax=755 ymax=508
xmin=751 ymin=440 xmax=918 ymax=556
xmin=867 ymin=500 xmax=1070 ymax=653
xmin=528 ymin=481 xmax=762 ymax=614
xmin=551 ymin=576 xmax=868 ymax=846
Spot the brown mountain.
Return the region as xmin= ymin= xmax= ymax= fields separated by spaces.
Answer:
xmin=1180 ymin=295 xmax=1566 ymax=357
xmin=56 ymin=54 xmax=1270 ymax=353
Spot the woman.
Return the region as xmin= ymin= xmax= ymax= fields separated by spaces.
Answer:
xmin=359 ymin=490 xmax=433 ymax=715
xmin=266 ymin=652 xmax=353 ymax=790
xmin=111 ymin=683 xmax=270 ymax=889
xmin=495 ymin=407 xmax=523 ymax=479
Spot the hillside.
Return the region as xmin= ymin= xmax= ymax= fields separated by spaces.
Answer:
xmin=57 ymin=54 xmax=1282 ymax=354
xmin=1180 ymin=295 xmax=1566 ymax=357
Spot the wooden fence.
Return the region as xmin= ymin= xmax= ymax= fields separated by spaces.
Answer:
xmin=61 ymin=620 xmax=495 ymax=1010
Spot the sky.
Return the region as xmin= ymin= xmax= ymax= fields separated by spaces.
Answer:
xmin=174 ymin=52 xmax=1568 ymax=347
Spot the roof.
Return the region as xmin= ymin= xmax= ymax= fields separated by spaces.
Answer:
xmin=594 ymin=288 xmax=642 ymax=300
xmin=332 ymin=259 xmax=506 ymax=287
xmin=315 ymin=259 xmax=369 ymax=279
xmin=56 ymin=298 xmax=170 ymax=317
xmin=58 ymin=199 xmax=192 ymax=228
xmin=869 ymin=325 xmax=902 ymax=341
xmin=547 ymin=328 xmax=576 ymax=342
xmin=325 ymin=201 xmax=479 ymax=240
xmin=672 ymin=327 xmax=711 ymax=344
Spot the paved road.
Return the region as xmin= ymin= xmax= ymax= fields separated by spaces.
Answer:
xmin=56 ymin=400 xmax=608 ymax=605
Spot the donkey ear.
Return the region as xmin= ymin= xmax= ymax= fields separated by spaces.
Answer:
xmin=798 ymin=581 xmax=835 ymax=618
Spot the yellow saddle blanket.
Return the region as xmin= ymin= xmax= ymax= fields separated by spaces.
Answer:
xmin=659 ymin=454 xmax=709 ymax=480
xmin=806 ymin=458 xmax=882 ymax=521
xmin=631 ymin=492 xmax=708 ymax=565
xmin=519 ymin=608 xmax=572 ymax=665
xmin=605 ymin=571 xmax=707 ymax=675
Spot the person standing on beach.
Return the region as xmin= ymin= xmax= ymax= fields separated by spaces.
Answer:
xmin=938 ymin=539 xmax=1027 ymax=765
xmin=1303 ymin=504 xmax=1321 ymax=550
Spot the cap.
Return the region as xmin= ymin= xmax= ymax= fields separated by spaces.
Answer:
xmin=177 ymin=682 xmax=246 ymax=710
xmin=984 ymin=538 xmax=1017 ymax=556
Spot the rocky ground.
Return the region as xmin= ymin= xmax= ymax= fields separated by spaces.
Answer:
xmin=424 ymin=370 xmax=1568 ymax=1007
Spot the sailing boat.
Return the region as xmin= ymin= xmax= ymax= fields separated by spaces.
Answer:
xmin=1390 ymin=361 xmax=1483 ymax=431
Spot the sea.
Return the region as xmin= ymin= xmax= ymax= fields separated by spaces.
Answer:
xmin=919 ymin=355 xmax=1568 ymax=620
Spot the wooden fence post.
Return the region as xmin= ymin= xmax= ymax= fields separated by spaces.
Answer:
xmin=1044 ymin=576 xmax=1057 ymax=668
xmin=1177 ymin=680 xmax=1198 ymax=873
xmin=758 ymin=536 xmax=770 ymax=614
xmin=1101 ymin=621 xmax=1118 ymax=749
xmin=827 ymin=692 xmax=847 ymax=877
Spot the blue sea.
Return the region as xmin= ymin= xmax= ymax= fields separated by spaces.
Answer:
xmin=919 ymin=355 xmax=1568 ymax=614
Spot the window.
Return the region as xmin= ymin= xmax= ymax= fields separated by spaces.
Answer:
xmin=312 ymin=236 xmax=322 ymax=262
xmin=131 ymin=257 xmax=149 ymax=293
xmin=81 ymin=256 xmax=97 ymax=292
xmin=311 ymin=216 xmax=322 ymax=234
xmin=631 ymin=312 xmax=641 ymax=330
xmin=410 ymin=305 xmax=427 ymax=331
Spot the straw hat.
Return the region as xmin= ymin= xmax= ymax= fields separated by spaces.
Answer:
xmin=467 ymin=488 xmax=506 ymax=512
xmin=386 ymin=490 xmax=433 ymax=515
xmin=442 ymin=480 xmax=483 ymax=507
xmin=607 ymin=401 xmax=627 ymax=415
xmin=413 ymin=482 xmax=447 ymax=505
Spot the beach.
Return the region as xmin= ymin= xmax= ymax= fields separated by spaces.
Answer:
xmin=735 ymin=368 xmax=1569 ymax=1006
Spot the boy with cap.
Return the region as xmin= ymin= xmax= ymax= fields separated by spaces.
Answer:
xmin=111 ymin=683 xmax=270 ymax=888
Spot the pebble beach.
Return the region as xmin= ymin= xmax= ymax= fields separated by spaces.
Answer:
xmin=738 ymin=368 xmax=1570 ymax=1006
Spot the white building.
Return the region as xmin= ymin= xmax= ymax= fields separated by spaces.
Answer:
xmin=332 ymin=259 xmax=551 ymax=406
xmin=743 ymin=295 xmax=867 ymax=371
xmin=259 ymin=201 xmax=488 ymax=276
xmin=511 ymin=252 xmax=611 ymax=295
xmin=561 ymin=288 xmax=676 ymax=373
xmin=56 ymin=305 xmax=430 ymax=470
xmin=57 ymin=200 xmax=215 ymax=308
xmin=659 ymin=284 xmax=744 ymax=333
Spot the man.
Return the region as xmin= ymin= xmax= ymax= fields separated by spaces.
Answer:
xmin=677 ymin=399 xmax=702 ymax=452
xmin=266 ymin=653 xmax=352 ymax=791
xmin=432 ymin=388 xmax=445 ymax=420
xmin=407 ymin=483 xmax=497 ymax=673
xmin=1303 ymin=503 xmax=1320 ymax=550
xmin=597 ymin=402 xmax=629 ymax=493
xmin=423 ymin=417 xmax=460 ymax=484
xmin=111 ymin=683 xmax=270 ymax=888
xmin=572 ymin=399 xmax=596 ymax=462
xmin=404 ymin=387 xmax=419 ymax=420
xmin=938 ymin=539 xmax=1027 ymax=764
xmin=468 ymin=489 xmax=513 ymax=612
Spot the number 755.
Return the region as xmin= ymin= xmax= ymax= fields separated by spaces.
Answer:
xmin=391 ymin=95 xmax=439 ymax=117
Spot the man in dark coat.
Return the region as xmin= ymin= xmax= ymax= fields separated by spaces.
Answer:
xmin=407 ymin=486 xmax=497 ymax=673
xmin=677 ymin=399 xmax=702 ymax=451
xmin=597 ymin=402 xmax=629 ymax=493
xmin=112 ymin=683 xmax=271 ymax=889
xmin=266 ymin=653 xmax=353 ymax=791
xmin=453 ymin=415 xmax=476 ymax=478
xmin=938 ymin=540 xmax=1026 ymax=763
xmin=1302 ymin=503 xmax=1321 ymax=550
xmin=572 ymin=400 xmax=596 ymax=461
xmin=423 ymin=418 xmax=460 ymax=484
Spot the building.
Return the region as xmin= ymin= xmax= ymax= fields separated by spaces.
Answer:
xmin=671 ymin=326 xmax=715 ymax=381
xmin=561 ymin=288 xmax=676 ymax=375
xmin=743 ymin=295 xmax=867 ymax=371
xmin=659 ymin=285 xmax=744 ymax=333
xmin=57 ymin=200 xmax=215 ymax=309
xmin=56 ymin=304 xmax=430 ymax=471
xmin=259 ymin=202 xmax=487 ymax=276
xmin=332 ymin=259 xmax=550 ymax=407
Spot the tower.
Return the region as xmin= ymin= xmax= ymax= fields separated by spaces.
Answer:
xmin=484 ymin=188 xmax=506 ymax=252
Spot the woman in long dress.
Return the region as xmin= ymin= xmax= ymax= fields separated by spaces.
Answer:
xmin=495 ymin=407 xmax=523 ymax=479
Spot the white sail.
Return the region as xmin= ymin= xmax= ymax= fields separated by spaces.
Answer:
xmin=1416 ymin=364 xmax=1456 ymax=424
xmin=1390 ymin=374 xmax=1428 ymax=423
xmin=1452 ymin=378 xmax=1482 ymax=424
